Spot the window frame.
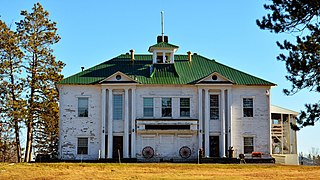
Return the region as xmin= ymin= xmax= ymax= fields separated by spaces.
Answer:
xmin=113 ymin=93 xmax=124 ymax=120
xmin=77 ymin=137 xmax=88 ymax=155
xmin=180 ymin=98 xmax=190 ymax=117
xmin=143 ymin=97 xmax=154 ymax=117
xmin=243 ymin=136 xmax=254 ymax=154
xmin=161 ymin=97 xmax=172 ymax=117
xmin=210 ymin=94 xmax=220 ymax=120
xmin=78 ymin=97 xmax=89 ymax=117
xmin=242 ymin=97 xmax=254 ymax=118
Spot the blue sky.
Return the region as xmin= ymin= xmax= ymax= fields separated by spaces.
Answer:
xmin=1 ymin=0 xmax=319 ymax=154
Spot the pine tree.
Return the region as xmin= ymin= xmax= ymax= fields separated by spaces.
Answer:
xmin=257 ymin=0 xmax=320 ymax=130
xmin=16 ymin=3 xmax=65 ymax=162
xmin=0 ymin=20 xmax=25 ymax=162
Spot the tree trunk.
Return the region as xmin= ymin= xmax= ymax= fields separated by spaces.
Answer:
xmin=14 ymin=119 xmax=22 ymax=162
xmin=25 ymin=54 xmax=37 ymax=163
xmin=9 ymin=60 xmax=22 ymax=163
xmin=25 ymin=122 xmax=33 ymax=162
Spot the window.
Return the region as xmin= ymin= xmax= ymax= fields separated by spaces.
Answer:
xmin=77 ymin=138 xmax=88 ymax=154
xmin=210 ymin=95 xmax=219 ymax=120
xmin=162 ymin=98 xmax=172 ymax=117
xmin=143 ymin=98 xmax=154 ymax=117
xmin=243 ymin=98 xmax=253 ymax=117
xmin=116 ymin=75 xmax=121 ymax=80
xmin=180 ymin=98 xmax=190 ymax=117
xmin=78 ymin=97 xmax=88 ymax=117
xmin=113 ymin=94 xmax=123 ymax=120
xmin=244 ymin=137 xmax=254 ymax=154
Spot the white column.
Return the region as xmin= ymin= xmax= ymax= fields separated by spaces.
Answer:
xmin=153 ymin=51 xmax=157 ymax=64
xmin=101 ymin=88 xmax=106 ymax=159
xmin=227 ymin=89 xmax=232 ymax=150
xmin=162 ymin=52 xmax=166 ymax=63
xmin=198 ymin=88 xmax=203 ymax=150
xmin=170 ymin=51 xmax=174 ymax=63
xmin=221 ymin=89 xmax=226 ymax=157
xmin=107 ymin=89 xmax=113 ymax=158
xmin=204 ymin=89 xmax=210 ymax=157
xmin=124 ymin=88 xmax=129 ymax=158
xmin=131 ymin=88 xmax=136 ymax=157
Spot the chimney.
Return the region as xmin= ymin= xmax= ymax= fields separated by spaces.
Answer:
xmin=157 ymin=35 xmax=168 ymax=43
xmin=81 ymin=67 xmax=84 ymax=71
xmin=130 ymin=49 xmax=135 ymax=61
xmin=187 ymin=51 xmax=192 ymax=62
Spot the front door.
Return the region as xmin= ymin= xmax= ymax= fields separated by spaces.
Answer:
xmin=209 ymin=136 xmax=219 ymax=157
xmin=113 ymin=136 xmax=123 ymax=159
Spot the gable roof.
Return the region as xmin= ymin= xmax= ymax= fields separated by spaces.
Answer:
xmin=58 ymin=54 xmax=276 ymax=86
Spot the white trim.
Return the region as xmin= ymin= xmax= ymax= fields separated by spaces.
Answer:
xmin=178 ymin=134 xmax=193 ymax=138
xmin=141 ymin=134 xmax=156 ymax=138
xmin=124 ymin=89 xmax=129 ymax=158
xmin=221 ymin=89 xmax=226 ymax=157
xmin=75 ymin=95 xmax=92 ymax=98
xmin=77 ymin=97 xmax=89 ymax=118
xmin=198 ymin=88 xmax=203 ymax=150
xmin=179 ymin=97 xmax=191 ymax=118
xmin=209 ymin=93 xmax=220 ymax=121
xmin=99 ymin=71 xmax=138 ymax=83
xmin=141 ymin=95 xmax=192 ymax=98
xmin=143 ymin=97 xmax=154 ymax=118
xmin=196 ymin=72 xmax=234 ymax=84
xmin=101 ymin=88 xmax=106 ymax=158
xmin=204 ymin=89 xmax=210 ymax=157
xmin=243 ymin=136 xmax=256 ymax=154
xmin=77 ymin=137 xmax=89 ymax=155
xmin=131 ymin=88 xmax=136 ymax=158
xmin=241 ymin=96 xmax=255 ymax=118
xmin=107 ymin=89 xmax=113 ymax=158
xmin=113 ymin=93 xmax=124 ymax=121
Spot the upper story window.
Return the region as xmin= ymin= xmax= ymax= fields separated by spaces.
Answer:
xmin=77 ymin=137 xmax=88 ymax=155
xmin=180 ymin=98 xmax=190 ymax=117
xmin=113 ymin=94 xmax=123 ymax=120
xmin=210 ymin=95 xmax=219 ymax=120
xmin=143 ymin=98 xmax=154 ymax=117
xmin=243 ymin=98 xmax=253 ymax=117
xmin=162 ymin=98 xmax=172 ymax=117
xmin=78 ymin=97 xmax=88 ymax=117
xmin=244 ymin=137 xmax=254 ymax=154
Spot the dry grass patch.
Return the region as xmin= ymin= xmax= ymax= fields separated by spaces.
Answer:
xmin=0 ymin=163 xmax=319 ymax=179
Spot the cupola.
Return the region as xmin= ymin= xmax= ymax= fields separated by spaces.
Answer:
xmin=148 ymin=11 xmax=179 ymax=64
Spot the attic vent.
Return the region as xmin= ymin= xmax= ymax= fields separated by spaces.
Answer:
xmin=116 ymin=75 xmax=122 ymax=80
xmin=212 ymin=75 xmax=218 ymax=80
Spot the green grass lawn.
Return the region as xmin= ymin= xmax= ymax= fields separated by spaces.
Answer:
xmin=0 ymin=163 xmax=319 ymax=179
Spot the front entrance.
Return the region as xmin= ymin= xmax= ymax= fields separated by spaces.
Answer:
xmin=209 ymin=136 xmax=220 ymax=157
xmin=113 ymin=136 xmax=123 ymax=159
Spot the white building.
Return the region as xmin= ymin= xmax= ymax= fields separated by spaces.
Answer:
xmin=58 ymin=35 xmax=280 ymax=162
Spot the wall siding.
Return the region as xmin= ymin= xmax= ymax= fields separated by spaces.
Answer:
xmin=59 ymin=84 xmax=271 ymax=160
xmin=59 ymin=85 xmax=102 ymax=160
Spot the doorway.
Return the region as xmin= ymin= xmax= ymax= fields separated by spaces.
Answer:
xmin=113 ymin=136 xmax=123 ymax=159
xmin=209 ymin=136 xmax=220 ymax=157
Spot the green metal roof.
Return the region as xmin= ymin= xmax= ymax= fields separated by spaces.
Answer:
xmin=148 ymin=42 xmax=179 ymax=51
xmin=58 ymin=54 xmax=276 ymax=86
